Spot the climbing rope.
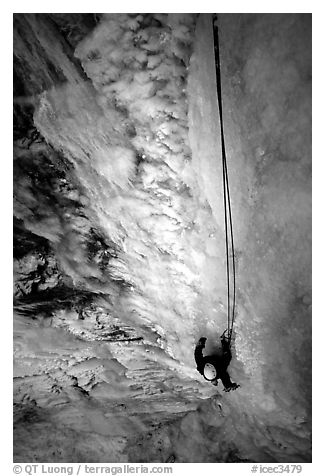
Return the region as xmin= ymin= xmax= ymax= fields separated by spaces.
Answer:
xmin=212 ymin=15 xmax=236 ymax=344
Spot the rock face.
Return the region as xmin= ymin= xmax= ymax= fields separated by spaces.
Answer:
xmin=13 ymin=13 xmax=311 ymax=462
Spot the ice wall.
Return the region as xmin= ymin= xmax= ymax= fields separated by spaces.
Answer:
xmin=13 ymin=13 xmax=311 ymax=462
xmin=31 ymin=13 xmax=230 ymax=366
xmin=188 ymin=13 xmax=311 ymax=424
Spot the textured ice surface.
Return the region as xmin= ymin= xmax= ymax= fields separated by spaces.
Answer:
xmin=13 ymin=13 xmax=311 ymax=462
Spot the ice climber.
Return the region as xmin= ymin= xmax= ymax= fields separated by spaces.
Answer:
xmin=194 ymin=334 xmax=239 ymax=391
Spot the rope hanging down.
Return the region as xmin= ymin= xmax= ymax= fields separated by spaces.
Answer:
xmin=212 ymin=15 xmax=236 ymax=343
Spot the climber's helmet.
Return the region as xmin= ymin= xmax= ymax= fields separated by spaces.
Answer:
xmin=203 ymin=362 xmax=217 ymax=381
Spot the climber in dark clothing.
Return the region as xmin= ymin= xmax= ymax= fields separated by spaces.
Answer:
xmin=194 ymin=334 xmax=239 ymax=391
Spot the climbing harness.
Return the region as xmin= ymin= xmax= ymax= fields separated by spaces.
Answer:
xmin=212 ymin=15 xmax=236 ymax=345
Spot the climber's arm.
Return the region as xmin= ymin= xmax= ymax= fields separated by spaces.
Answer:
xmin=194 ymin=337 xmax=207 ymax=374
